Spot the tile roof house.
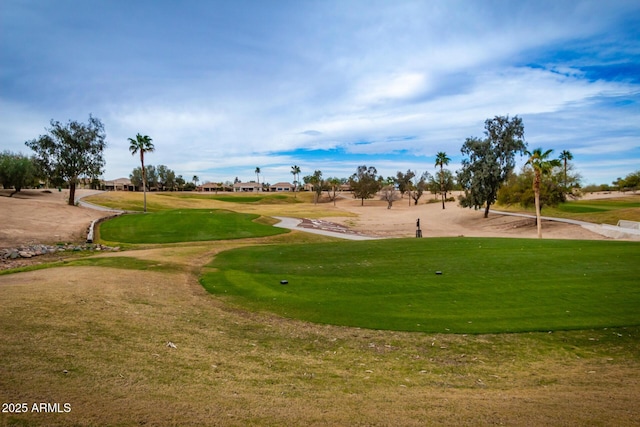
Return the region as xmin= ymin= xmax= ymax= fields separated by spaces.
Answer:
xmin=269 ymin=182 xmax=294 ymax=192
xmin=199 ymin=182 xmax=230 ymax=192
xmin=233 ymin=181 xmax=263 ymax=192
xmin=104 ymin=178 xmax=135 ymax=191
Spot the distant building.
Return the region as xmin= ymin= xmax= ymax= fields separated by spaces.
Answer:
xmin=199 ymin=182 xmax=231 ymax=192
xmin=233 ymin=181 xmax=262 ymax=192
xmin=104 ymin=178 xmax=135 ymax=191
xmin=269 ymin=182 xmax=294 ymax=192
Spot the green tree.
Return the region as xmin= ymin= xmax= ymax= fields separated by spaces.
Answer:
xmin=192 ymin=175 xmax=199 ymax=187
xmin=325 ymin=177 xmax=344 ymax=206
xmin=458 ymin=115 xmax=526 ymax=218
xmin=559 ymin=150 xmax=574 ymax=191
xmin=410 ymin=171 xmax=430 ymax=206
xmin=157 ymin=165 xmax=176 ymax=191
xmin=435 ymin=152 xmax=451 ymax=209
xmin=497 ymin=167 xmax=565 ymax=209
xmin=26 ymin=115 xmax=106 ymax=206
xmin=303 ymin=170 xmax=324 ymax=204
xmin=0 ymin=151 xmax=37 ymax=196
xmin=175 ymin=175 xmax=186 ymax=191
xmin=255 ymin=167 xmax=261 ymax=186
xmin=291 ymin=165 xmax=301 ymax=198
xmin=618 ymin=170 xmax=640 ymax=192
xmin=434 ymin=169 xmax=454 ymax=201
xmin=130 ymin=165 xmax=158 ymax=192
xmin=526 ymin=148 xmax=562 ymax=238
xmin=395 ymin=170 xmax=415 ymax=199
xmin=349 ymin=165 xmax=380 ymax=206
xmin=128 ymin=133 xmax=155 ymax=212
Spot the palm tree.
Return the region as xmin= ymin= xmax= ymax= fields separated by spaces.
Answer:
xmin=128 ymin=133 xmax=155 ymax=212
xmin=291 ymin=165 xmax=301 ymax=198
xmin=526 ymin=148 xmax=561 ymax=238
xmin=192 ymin=175 xmax=199 ymax=186
xmin=559 ymin=150 xmax=573 ymax=191
xmin=435 ymin=152 xmax=451 ymax=209
xmin=255 ymin=167 xmax=261 ymax=190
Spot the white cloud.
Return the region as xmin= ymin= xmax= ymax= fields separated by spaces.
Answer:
xmin=1 ymin=1 xmax=638 ymax=186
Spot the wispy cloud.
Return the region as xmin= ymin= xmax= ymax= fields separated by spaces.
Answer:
xmin=1 ymin=0 xmax=638 ymax=185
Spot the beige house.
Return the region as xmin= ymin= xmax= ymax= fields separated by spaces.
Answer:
xmin=233 ymin=181 xmax=262 ymax=192
xmin=199 ymin=182 xmax=230 ymax=192
xmin=104 ymin=178 xmax=135 ymax=191
xmin=269 ymin=182 xmax=295 ymax=192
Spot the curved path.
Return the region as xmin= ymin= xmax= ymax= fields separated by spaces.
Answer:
xmin=490 ymin=210 xmax=640 ymax=240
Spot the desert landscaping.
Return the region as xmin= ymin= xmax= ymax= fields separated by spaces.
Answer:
xmin=1 ymin=188 xmax=639 ymax=426
xmin=1 ymin=188 xmax=632 ymax=253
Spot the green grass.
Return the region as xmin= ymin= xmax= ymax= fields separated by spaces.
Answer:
xmin=98 ymin=209 xmax=288 ymax=244
xmin=201 ymin=237 xmax=640 ymax=334
xmin=556 ymin=198 xmax=640 ymax=213
xmin=498 ymin=195 xmax=640 ymax=224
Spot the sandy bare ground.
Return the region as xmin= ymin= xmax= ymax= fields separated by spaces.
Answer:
xmin=326 ymin=193 xmax=609 ymax=240
xmin=0 ymin=189 xmax=117 ymax=248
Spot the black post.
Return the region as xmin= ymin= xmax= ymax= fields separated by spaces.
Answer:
xmin=416 ymin=218 xmax=422 ymax=238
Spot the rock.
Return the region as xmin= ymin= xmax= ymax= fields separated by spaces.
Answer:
xmin=1 ymin=242 xmax=118 ymax=265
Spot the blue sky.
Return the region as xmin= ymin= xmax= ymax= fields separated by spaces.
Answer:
xmin=1 ymin=0 xmax=639 ymax=186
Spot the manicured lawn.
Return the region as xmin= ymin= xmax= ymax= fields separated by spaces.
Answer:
xmin=98 ymin=209 xmax=288 ymax=244
xmin=201 ymin=237 xmax=640 ymax=333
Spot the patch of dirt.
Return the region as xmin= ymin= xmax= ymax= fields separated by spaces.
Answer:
xmin=329 ymin=193 xmax=607 ymax=240
xmin=0 ymin=189 xmax=115 ymax=249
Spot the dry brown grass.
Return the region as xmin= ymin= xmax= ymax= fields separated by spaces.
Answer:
xmin=83 ymin=191 xmax=355 ymax=220
xmin=1 ymin=255 xmax=639 ymax=426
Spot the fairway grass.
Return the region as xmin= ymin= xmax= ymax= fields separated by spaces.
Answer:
xmin=202 ymin=237 xmax=640 ymax=334
xmin=98 ymin=209 xmax=288 ymax=244
xmin=497 ymin=195 xmax=640 ymax=224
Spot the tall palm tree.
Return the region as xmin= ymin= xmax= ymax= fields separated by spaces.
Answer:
xmin=291 ymin=165 xmax=301 ymax=198
xmin=435 ymin=152 xmax=451 ymax=209
xmin=559 ymin=150 xmax=573 ymax=191
xmin=255 ymin=167 xmax=261 ymax=190
xmin=192 ymin=175 xmax=199 ymax=186
xmin=128 ymin=133 xmax=155 ymax=212
xmin=526 ymin=148 xmax=561 ymax=238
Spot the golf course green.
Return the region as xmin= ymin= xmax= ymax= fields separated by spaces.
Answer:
xmin=201 ymin=237 xmax=640 ymax=333
xmin=98 ymin=209 xmax=288 ymax=243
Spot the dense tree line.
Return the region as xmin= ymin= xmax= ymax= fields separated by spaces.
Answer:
xmin=612 ymin=171 xmax=640 ymax=192
xmin=129 ymin=164 xmax=187 ymax=192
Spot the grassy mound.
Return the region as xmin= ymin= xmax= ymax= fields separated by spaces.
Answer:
xmin=98 ymin=209 xmax=288 ymax=244
xmin=201 ymin=237 xmax=640 ymax=333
